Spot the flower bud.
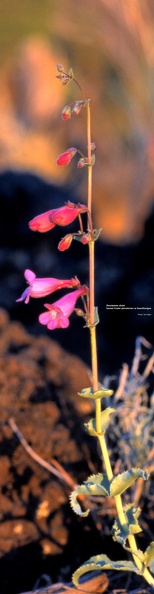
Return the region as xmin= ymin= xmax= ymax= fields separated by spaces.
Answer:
xmin=72 ymin=101 xmax=83 ymax=115
xmin=77 ymin=158 xmax=87 ymax=168
xmin=91 ymin=142 xmax=96 ymax=151
xmin=57 ymin=147 xmax=77 ymax=166
xmin=58 ymin=234 xmax=73 ymax=251
xmin=56 ymin=64 xmax=64 ymax=73
xmin=74 ymin=308 xmax=85 ymax=318
xmin=81 ymin=233 xmax=91 ymax=244
xmin=61 ymin=105 xmax=72 ymax=120
xmin=74 ymin=232 xmax=91 ymax=244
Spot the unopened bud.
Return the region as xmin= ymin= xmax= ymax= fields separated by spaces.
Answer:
xmin=74 ymin=232 xmax=90 ymax=244
xmin=61 ymin=105 xmax=72 ymax=120
xmin=74 ymin=308 xmax=85 ymax=318
xmin=57 ymin=64 xmax=64 ymax=73
xmin=81 ymin=233 xmax=91 ymax=244
xmin=72 ymin=101 xmax=84 ymax=116
xmin=77 ymin=158 xmax=87 ymax=168
xmin=57 ymin=147 xmax=77 ymax=166
xmin=58 ymin=234 xmax=73 ymax=251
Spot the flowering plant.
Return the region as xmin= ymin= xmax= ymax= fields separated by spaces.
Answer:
xmin=17 ymin=63 xmax=154 ymax=589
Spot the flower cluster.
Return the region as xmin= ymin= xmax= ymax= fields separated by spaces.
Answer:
xmin=17 ymin=268 xmax=88 ymax=330
xmin=16 ymin=65 xmax=93 ymax=332
xmin=17 ymin=198 xmax=89 ymax=329
xmin=56 ymin=64 xmax=74 ymax=86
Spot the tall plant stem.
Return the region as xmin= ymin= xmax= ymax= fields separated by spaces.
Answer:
xmin=86 ymin=100 xmax=98 ymax=392
xmin=86 ymin=98 xmax=154 ymax=588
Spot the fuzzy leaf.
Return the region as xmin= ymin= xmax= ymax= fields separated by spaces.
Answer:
xmin=93 ymin=228 xmax=102 ymax=241
xmin=91 ymin=154 xmax=96 ymax=166
xmin=78 ymin=386 xmax=113 ymax=400
xmin=84 ymin=408 xmax=115 ymax=436
xmin=94 ymin=307 xmax=100 ymax=325
xmin=70 ymin=474 xmax=110 ymax=516
xmin=70 ymin=488 xmax=90 ymax=517
xmin=144 ymin=542 xmax=154 ymax=568
xmin=72 ymin=554 xmax=141 ymax=587
xmin=84 ymin=417 xmax=97 ymax=436
xmin=85 ymin=473 xmax=110 ymax=495
xmin=112 ymin=504 xmax=142 ymax=547
xmin=110 ymin=468 xmax=149 ymax=497
xmin=125 ymin=504 xmax=142 ymax=535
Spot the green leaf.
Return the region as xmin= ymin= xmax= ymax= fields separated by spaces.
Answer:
xmin=91 ymin=154 xmax=95 ymax=166
xmin=110 ymin=468 xmax=149 ymax=497
xmin=84 ymin=417 xmax=97 ymax=436
xmin=125 ymin=504 xmax=142 ymax=535
xmin=93 ymin=228 xmax=102 ymax=241
xmin=112 ymin=504 xmax=142 ymax=547
xmin=70 ymin=473 xmax=110 ymax=516
xmin=84 ymin=408 xmax=115 ymax=436
xmin=72 ymin=554 xmax=141 ymax=587
xmin=78 ymin=386 xmax=113 ymax=400
xmin=144 ymin=542 xmax=154 ymax=568
xmin=94 ymin=306 xmax=100 ymax=325
xmin=70 ymin=488 xmax=90 ymax=517
xmin=85 ymin=473 xmax=110 ymax=495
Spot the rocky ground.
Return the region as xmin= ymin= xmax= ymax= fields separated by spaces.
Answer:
xmin=0 ymin=309 xmax=153 ymax=594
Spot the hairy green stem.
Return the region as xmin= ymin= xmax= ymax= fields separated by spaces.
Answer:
xmin=86 ymin=97 xmax=154 ymax=588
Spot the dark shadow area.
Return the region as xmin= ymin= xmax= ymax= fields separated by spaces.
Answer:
xmin=0 ymin=170 xmax=153 ymax=376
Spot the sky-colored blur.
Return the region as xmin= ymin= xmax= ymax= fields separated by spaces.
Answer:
xmin=0 ymin=0 xmax=154 ymax=242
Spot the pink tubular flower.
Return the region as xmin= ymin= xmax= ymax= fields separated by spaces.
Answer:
xmin=16 ymin=269 xmax=80 ymax=304
xmin=50 ymin=202 xmax=87 ymax=226
xmin=58 ymin=234 xmax=73 ymax=251
xmin=39 ymin=286 xmax=88 ymax=330
xmin=56 ymin=147 xmax=77 ymax=166
xmin=29 ymin=210 xmax=56 ymax=232
xmin=29 ymin=202 xmax=87 ymax=232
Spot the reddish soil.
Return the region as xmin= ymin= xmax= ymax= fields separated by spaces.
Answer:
xmin=0 ymin=308 xmax=153 ymax=594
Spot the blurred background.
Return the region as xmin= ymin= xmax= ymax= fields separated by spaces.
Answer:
xmin=0 ymin=0 xmax=154 ymax=372
xmin=1 ymin=0 xmax=154 ymax=241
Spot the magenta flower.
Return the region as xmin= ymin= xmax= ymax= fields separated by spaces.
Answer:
xmin=29 ymin=210 xmax=56 ymax=232
xmin=29 ymin=202 xmax=87 ymax=233
xmin=39 ymin=286 xmax=88 ymax=330
xmin=16 ymin=269 xmax=80 ymax=304
xmin=51 ymin=202 xmax=87 ymax=226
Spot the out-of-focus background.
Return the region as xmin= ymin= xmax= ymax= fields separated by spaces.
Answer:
xmin=0 ymin=5 xmax=154 ymax=591
xmin=0 ymin=0 xmax=154 ymax=373
xmin=1 ymin=0 xmax=154 ymax=242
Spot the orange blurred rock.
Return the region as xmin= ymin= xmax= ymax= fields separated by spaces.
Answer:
xmin=9 ymin=38 xmax=65 ymax=127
